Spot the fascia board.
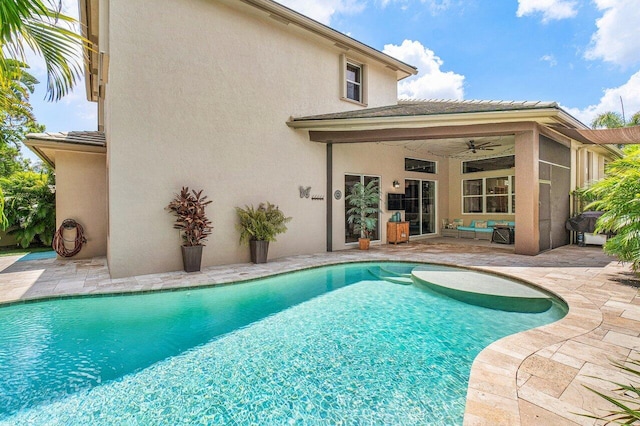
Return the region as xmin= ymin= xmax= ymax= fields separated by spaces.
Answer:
xmin=24 ymin=139 xmax=107 ymax=155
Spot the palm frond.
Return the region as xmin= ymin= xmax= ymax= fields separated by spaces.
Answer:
xmin=0 ymin=0 xmax=90 ymax=101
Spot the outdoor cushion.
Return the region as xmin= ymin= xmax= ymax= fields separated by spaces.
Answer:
xmin=457 ymin=219 xmax=514 ymax=234
xmin=474 ymin=227 xmax=494 ymax=233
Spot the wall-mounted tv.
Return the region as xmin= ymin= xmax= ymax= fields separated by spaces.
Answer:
xmin=387 ymin=193 xmax=405 ymax=210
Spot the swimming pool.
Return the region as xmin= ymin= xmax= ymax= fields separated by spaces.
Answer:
xmin=0 ymin=262 xmax=566 ymax=425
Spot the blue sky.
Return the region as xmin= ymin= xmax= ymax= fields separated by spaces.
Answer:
xmin=26 ymin=0 xmax=640 ymax=139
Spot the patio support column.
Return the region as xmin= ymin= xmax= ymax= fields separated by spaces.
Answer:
xmin=514 ymin=128 xmax=540 ymax=255
xmin=326 ymin=143 xmax=333 ymax=252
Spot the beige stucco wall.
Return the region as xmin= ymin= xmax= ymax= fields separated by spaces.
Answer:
xmin=55 ymin=151 xmax=108 ymax=259
xmin=102 ymin=0 xmax=400 ymax=277
xmin=331 ymin=143 xmax=448 ymax=249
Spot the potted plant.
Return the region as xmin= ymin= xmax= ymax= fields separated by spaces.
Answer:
xmin=345 ymin=179 xmax=381 ymax=250
xmin=166 ymin=187 xmax=213 ymax=272
xmin=235 ymin=202 xmax=292 ymax=263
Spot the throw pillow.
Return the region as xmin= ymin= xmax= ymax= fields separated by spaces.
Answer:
xmin=475 ymin=221 xmax=487 ymax=229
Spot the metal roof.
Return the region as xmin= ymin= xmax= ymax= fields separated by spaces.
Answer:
xmin=25 ymin=131 xmax=106 ymax=147
xmin=292 ymin=100 xmax=561 ymax=121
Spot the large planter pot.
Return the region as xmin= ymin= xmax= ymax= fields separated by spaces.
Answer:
xmin=181 ymin=245 xmax=203 ymax=272
xmin=358 ymin=238 xmax=371 ymax=250
xmin=250 ymin=240 xmax=269 ymax=264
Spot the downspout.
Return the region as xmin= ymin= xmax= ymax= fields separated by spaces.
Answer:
xmin=326 ymin=143 xmax=333 ymax=252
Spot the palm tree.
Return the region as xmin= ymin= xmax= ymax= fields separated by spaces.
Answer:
xmin=0 ymin=0 xmax=88 ymax=102
xmin=591 ymin=111 xmax=640 ymax=129
xmin=1 ymin=59 xmax=39 ymax=121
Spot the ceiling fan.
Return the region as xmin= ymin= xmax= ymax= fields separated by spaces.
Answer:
xmin=464 ymin=140 xmax=501 ymax=153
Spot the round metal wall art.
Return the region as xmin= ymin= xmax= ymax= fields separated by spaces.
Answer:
xmin=334 ymin=190 xmax=342 ymax=200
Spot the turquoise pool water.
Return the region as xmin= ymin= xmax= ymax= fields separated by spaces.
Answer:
xmin=0 ymin=262 xmax=566 ymax=425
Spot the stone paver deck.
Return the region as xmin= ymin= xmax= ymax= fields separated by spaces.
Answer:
xmin=1 ymin=240 xmax=639 ymax=425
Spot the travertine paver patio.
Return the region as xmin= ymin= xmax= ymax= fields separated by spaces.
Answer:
xmin=0 ymin=241 xmax=638 ymax=425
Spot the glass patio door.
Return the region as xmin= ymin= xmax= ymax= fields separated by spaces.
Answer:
xmin=405 ymin=179 xmax=436 ymax=236
xmin=344 ymin=174 xmax=380 ymax=243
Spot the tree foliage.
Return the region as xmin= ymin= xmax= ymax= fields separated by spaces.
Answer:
xmin=591 ymin=110 xmax=640 ymax=129
xmin=0 ymin=171 xmax=56 ymax=247
xmin=0 ymin=187 xmax=8 ymax=230
xmin=0 ymin=60 xmax=43 ymax=178
xmin=585 ymin=145 xmax=640 ymax=273
xmin=0 ymin=0 xmax=88 ymax=102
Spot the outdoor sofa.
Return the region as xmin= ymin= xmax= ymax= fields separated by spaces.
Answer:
xmin=456 ymin=220 xmax=515 ymax=240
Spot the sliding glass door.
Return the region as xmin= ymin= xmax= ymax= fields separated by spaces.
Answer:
xmin=344 ymin=174 xmax=380 ymax=243
xmin=405 ymin=179 xmax=436 ymax=236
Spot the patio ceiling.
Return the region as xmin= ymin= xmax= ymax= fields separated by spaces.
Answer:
xmin=381 ymin=135 xmax=515 ymax=159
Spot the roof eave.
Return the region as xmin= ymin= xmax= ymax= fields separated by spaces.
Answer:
xmin=287 ymin=108 xmax=566 ymax=131
xmin=24 ymin=137 xmax=107 ymax=169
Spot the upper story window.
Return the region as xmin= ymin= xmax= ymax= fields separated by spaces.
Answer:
xmin=346 ymin=63 xmax=362 ymax=102
xmin=340 ymin=55 xmax=367 ymax=106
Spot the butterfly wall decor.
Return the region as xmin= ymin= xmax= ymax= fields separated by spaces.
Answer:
xmin=299 ymin=186 xmax=311 ymax=198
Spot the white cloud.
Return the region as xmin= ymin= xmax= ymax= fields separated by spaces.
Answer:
xmin=422 ymin=0 xmax=452 ymax=14
xmin=562 ymin=70 xmax=640 ymax=126
xmin=276 ymin=0 xmax=365 ymax=25
xmin=383 ymin=40 xmax=465 ymax=100
xmin=540 ymin=54 xmax=557 ymax=67
xmin=516 ymin=0 xmax=578 ymax=22
xmin=585 ymin=0 xmax=640 ymax=67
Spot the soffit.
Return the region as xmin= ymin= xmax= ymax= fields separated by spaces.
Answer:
xmin=79 ymin=0 xmax=99 ymax=102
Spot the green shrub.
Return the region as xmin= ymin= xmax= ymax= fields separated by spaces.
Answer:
xmin=0 ymin=171 xmax=55 ymax=247
xmin=235 ymin=202 xmax=291 ymax=245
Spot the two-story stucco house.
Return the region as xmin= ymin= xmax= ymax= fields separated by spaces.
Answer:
xmin=26 ymin=0 xmax=621 ymax=278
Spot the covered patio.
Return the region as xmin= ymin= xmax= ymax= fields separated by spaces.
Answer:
xmin=288 ymin=100 xmax=624 ymax=256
